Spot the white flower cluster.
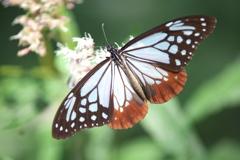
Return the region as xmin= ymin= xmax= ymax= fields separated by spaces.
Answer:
xmin=3 ymin=0 xmax=81 ymax=56
xmin=55 ymin=34 xmax=109 ymax=87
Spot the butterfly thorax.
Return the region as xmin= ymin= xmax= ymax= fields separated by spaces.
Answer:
xmin=107 ymin=45 xmax=123 ymax=66
xmin=106 ymin=45 xmax=147 ymax=100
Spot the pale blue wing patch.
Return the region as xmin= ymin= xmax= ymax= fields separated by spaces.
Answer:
xmin=52 ymin=60 xmax=114 ymax=139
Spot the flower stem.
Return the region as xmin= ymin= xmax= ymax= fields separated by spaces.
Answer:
xmin=58 ymin=5 xmax=81 ymax=49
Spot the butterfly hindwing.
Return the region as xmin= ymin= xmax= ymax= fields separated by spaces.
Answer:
xmin=122 ymin=15 xmax=216 ymax=72
xmin=126 ymin=57 xmax=187 ymax=103
xmin=108 ymin=63 xmax=148 ymax=129
xmin=52 ymin=59 xmax=114 ymax=139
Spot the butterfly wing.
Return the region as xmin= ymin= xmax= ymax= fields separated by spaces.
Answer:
xmin=125 ymin=58 xmax=187 ymax=103
xmin=107 ymin=63 xmax=148 ymax=129
xmin=121 ymin=15 xmax=216 ymax=72
xmin=52 ymin=59 xmax=115 ymax=139
xmin=52 ymin=57 xmax=149 ymax=138
xmin=118 ymin=15 xmax=216 ymax=103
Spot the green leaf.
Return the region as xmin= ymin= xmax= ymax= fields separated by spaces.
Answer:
xmin=117 ymin=137 xmax=162 ymax=160
xmin=185 ymin=59 xmax=240 ymax=123
xmin=141 ymin=99 xmax=208 ymax=160
xmin=209 ymin=140 xmax=240 ymax=160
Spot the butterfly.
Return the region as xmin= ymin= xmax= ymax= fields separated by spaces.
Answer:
xmin=52 ymin=15 xmax=216 ymax=139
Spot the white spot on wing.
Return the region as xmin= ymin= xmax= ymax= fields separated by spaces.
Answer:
xmin=165 ymin=21 xmax=173 ymax=27
xmin=128 ymin=59 xmax=164 ymax=79
xmin=68 ymin=92 xmax=73 ymax=98
xmin=125 ymin=88 xmax=132 ymax=101
xmin=173 ymin=20 xmax=182 ymax=24
xmin=144 ymin=75 xmax=155 ymax=85
xmin=89 ymin=103 xmax=98 ymax=112
xmin=175 ymin=59 xmax=181 ymax=66
xmin=81 ymin=62 xmax=109 ymax=97
xmin=169 ymin=44 xmax=178 ymax=54
xmin=177 ymin=36 xmax=183 ymax=43
xmin=71 ymin=111 xmax=76 ymax=120
xmin=167 ymin=36 xmax=175 ymax=41
xmin=183 ymin=30 xmax=193 ymax=36
xmin=79 ymin=107 xmax=86 ymax=113
xmin=127 ymin=48 xmax=170 ymax=64
xmin=65 ymin=96 xmax=76 ymax=122
xmin=64 ymin=99 xmax=69 ymax=106
xmin=163 ymin=77 xmax=168 ymax=81
xmin=156 ymin=68 xmax=169 ymax=76
xmin=181 ymin=50 xmax=186 ymax=55
xmin=88 ymin=88 xmax=97 ymax=103
xmin=98 ymin=62 xmax=112 ymax=108
xmin=113 ymin=68 xmax=125 ymax=107
xmin=155 ymin=42 xmax=170 ymax=50
xmin=120 ymin=107 xmax=124 ymax=112
xmin=194 ymin=33 xmax=200 ymax=36
xmin=186 ymin=39 xmax=191 ymax=45
xmin=102 ymin=112 xmax=108 ymax=119
xmin=156 ymin=80 xmax=162 ymax=84
xmin=91 ymin=115 xmax=97 ymax=121
xmin=125 ymin=33 xmax=168 ymax=50
xmin=71 ymin=122 xmax=75 ymax=128
xmin=81 ymin=99 xmax=87 ymax=106
xmin=79 ymin=117 xmax=85 ymax=122
xmin=113 ymin=97 xmax=119 ymax=111
xmin=170 ymin=25 xmax=196 ymax=31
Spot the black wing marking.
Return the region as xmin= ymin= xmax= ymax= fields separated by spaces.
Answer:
xmin=52 ymin=59 xmax=114 ymax=139
xmin=121 ymin=15 xmax=216 ymax=72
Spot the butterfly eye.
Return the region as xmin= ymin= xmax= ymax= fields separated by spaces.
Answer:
xmin=52 ymin=15 xmax=216 ymax=139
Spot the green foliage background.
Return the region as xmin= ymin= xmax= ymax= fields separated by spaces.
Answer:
xmin=0 ymin=0 xmax=240 ymax=160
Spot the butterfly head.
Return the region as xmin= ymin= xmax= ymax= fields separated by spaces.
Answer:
xmin=106 ymin=45 xmax=117 ymax=53
xmin=105 ymin=45 xmax=120 ymax=59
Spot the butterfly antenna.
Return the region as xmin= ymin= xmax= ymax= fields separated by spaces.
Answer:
xmin=102 ymin=23 xmax=110 ymax=46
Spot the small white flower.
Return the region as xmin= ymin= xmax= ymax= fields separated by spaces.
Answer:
xmin=56 ymin=33 xmax=108 ymax=87
xmin=56 ymin=33 xmax=132 ymax=87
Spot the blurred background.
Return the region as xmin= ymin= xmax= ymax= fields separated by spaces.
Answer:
xmin=0 ymin=0 xmax=240 ymax=160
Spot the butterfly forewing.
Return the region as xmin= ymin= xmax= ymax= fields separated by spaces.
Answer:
xmin=122 ymin=15 xmax=216 ymax=72
xmin=52 ymin=59 xmax=114 ymax=139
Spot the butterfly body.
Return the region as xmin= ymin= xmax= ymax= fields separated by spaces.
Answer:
xmin=52 ymin=15 xmax=216 ymax=139
xmin=108 ymin=45 xmax=147 ymax=100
